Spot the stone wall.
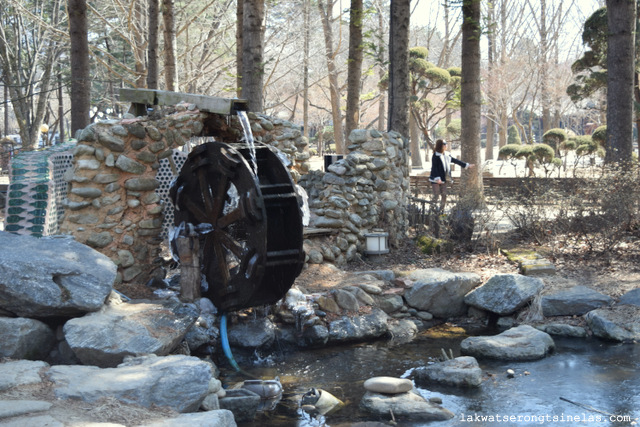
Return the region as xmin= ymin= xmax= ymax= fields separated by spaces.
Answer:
xmin=299 ymin=129 xmax=410 ymax=264
xmin=60 ymin=104 xmax=309 ymax=284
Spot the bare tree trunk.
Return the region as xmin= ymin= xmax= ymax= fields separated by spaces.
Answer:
xmin=303 ymin=0 xmax=310 ymax=139
xmin=376 ymin=0 xmax=386 ymax=132
xmin=236 ymin=0 xmax=243 ymax=98
xmin=485 ymin=117 xmax=495 ymax=161
xmin=242 ymin=0 xmax=265 ymax=112
xmin=162 ymin=0 xmax=178 ymax=91
xmin=460 ymin=0 xmax=482 ymax=197
xmin=410 ymin=112 xmax=422 ymax=168
xmin=388 ymin=0 xmax=410 ymax=138
xmin=147 ymin=0 xmax=159 ymax=89
xmin=3 ymin=84 xmax=7 ymax=137
xmin=69 ymin=0 xmax=90 ymax=136
xmin=318 ymin=0 xmax=345 ymax=153
xmin=605 ymin=0 xmax=635 ymax=164
xmin=540 ymin=0 xmax=551 ymax=134
xmin=345 ymin=0 xmax=363 ymax=136
xmin=134 ymin=0 xmax=147 ymax=88
xmin=58 ymin=71 xmax=64 ymax=142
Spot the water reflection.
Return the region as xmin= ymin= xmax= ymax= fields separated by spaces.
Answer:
xmin=221 ymin=331 xmax=640 ymax=427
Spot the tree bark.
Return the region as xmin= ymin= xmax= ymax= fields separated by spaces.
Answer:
xmin=605 ymin=0 xmax=635 ymax=164
xmin=318 ymin=0 xmax=345 ymax=154
xmin=460 ymin=0 xmax=482 ymax=197
xmin=410 ymin=112 xmax=422 ymax=168
xmin=388 ymin=0 xmax=410 ymax=138
xmin=242 ymin=0 xmax=265 ymax=112
xmin=375 ymin=0 xmax=386 ymax=132
xmin=162 ymin=0 xmax=178 ymax=91
xmin=147 ymin=0 xmax=159 ymax=89
xmin=345 ymin=0 xmax=364 ymax=136
xmin=236 ymin=0 xmax=243 ymax=98
xmin=69 ymin=0 xmax=90 ymax=136
xmin=303 ymin=0 xmax=310 ymax=139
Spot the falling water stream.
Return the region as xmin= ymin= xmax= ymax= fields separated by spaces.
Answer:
xmin=237 ymin=111 xmax=259 ymax=177
xmin=219 ymin=326 xmax=640 ymax=427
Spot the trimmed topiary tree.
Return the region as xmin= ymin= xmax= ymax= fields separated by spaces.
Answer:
xmin=591 ymin=125 xmax=607 ymax=147
xmin=531 ymin=143 xmax=556 ymax=177
xmin=508 ymin=125 xmax=522 ymax=145
xmin=542 ymin=128 xmax=568 ymax=154
xmin=498 ymin=143 xmax=523 ymax=176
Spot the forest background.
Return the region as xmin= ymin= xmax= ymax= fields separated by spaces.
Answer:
xmin=0 ymin=0 xmax=608 ymax=167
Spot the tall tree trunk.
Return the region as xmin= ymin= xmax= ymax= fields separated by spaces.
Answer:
xmin=58 ymin=71 xmax=65 ymax=142
xmin=236 ymin=0 xmax=243 ymax=98
xmin=388 ymin=0 xmax=410 ymax=138
xmin=540 ymin=0 xmax=551 ymax=134
xmin=410 ymin=112 xmax=422 ymax=168
xmin=460 ymin=0 xmax=482 ymax=197
xmin=303 ymin=0 xmax=310 ymax=139
xmin=242 ymin=0 xmax=265 ymax=112
xmin=147 ymin=0 xmax=159 ymax=89
xmin=69 ymin=0 xmax=90 ymax=136
xmin=134 ymin=0 xmax=147 ymax=88
xmin=485 ymin=117 xmax=495 ymax=161
xmin=3 ymin=84 xmax=7 ymax=137
xmin=162 ymin=0 xmax=178 ymax=91
xmin=605 ymin=0 xmax=635 ymax=164
xmin=346 ymin=0 xmax=364 ymax=136
xmin=318 ymin=0 xmax=345 ymax=154
xmin=499 ymin=109 xmax=508 ymax=147
xmin=485 ymin=0 xmax=495 ymax=161
xmin=376 ymin=0 xmax=386 ymax=132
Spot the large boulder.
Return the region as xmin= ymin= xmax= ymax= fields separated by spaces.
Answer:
xmin=413 ymin=356 xmax=483 ymax=388
xmin=64 ymin=297 xmax=198 ymax=367
xmin=0 ymin=232 xmax=116 ymax=317
xmin=461 ymin=325 xmax=555 ymax=361
xmin=0 ymin=360 xmax=48 ymax=391
xmin=0 ymin=317 xmax=55 ymax=360
xmin=619 ymin=288 xmax=640 ymax=307
xmin=227 ymin=317 xmax=276 ymax=349
xmin=585 ymin=306 xmax=640 ymax=342
xmin=328 ymin=308 xmax=389 ymax=344
xmin=404 ymin=269 xmax=481 ymax=318
xmin=541 ymin=286 xmax=613 ymax=316
xmin=464 ymin=274 xmax=544 ymax=316
xmin=47 ymin=354 xmax=212 ymax=413
xmin=360 ymin=390 xmax=454 ymax=421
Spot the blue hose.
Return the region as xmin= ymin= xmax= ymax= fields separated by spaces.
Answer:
xmin=220 ymin=313 xmax=242 ymax=372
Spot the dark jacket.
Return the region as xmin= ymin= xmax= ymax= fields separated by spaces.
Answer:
xmin=429 ymin=151 xmax=469 ymax=183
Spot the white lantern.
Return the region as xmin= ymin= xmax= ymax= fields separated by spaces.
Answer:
xmin=364 ymin=230 xmax=389 ymax=255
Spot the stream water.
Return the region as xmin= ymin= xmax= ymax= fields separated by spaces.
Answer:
xmin=220 ymin=325 xmax=640 ymax=427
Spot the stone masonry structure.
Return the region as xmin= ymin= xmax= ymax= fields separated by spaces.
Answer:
xmin=59 ymin=103 xmax=310 ymax=284
xmin=300 ymin=129 xmax=410 ymax=264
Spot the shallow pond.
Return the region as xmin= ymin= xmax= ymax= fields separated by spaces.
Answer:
xmin=220 ymin=326 xmax=640 ymax=426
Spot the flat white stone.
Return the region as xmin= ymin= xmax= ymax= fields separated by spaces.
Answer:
xmin=363 ymin=376 xmax=413 ymax=394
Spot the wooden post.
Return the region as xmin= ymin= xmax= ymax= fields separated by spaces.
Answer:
xmin=176 ymin=224 xmax=201 ymax=302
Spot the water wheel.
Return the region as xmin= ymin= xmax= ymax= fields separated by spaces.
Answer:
xmin=170 ymin=141 xmax=304 ymax=312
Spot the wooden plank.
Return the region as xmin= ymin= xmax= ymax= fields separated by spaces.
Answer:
xmin=119 ymin=88 xmax=156 ymax=105
xmin=119 ymin=88 xmax=248 ymax=115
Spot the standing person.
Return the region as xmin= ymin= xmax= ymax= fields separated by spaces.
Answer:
xmin=429 ymin=139 xmax=475 ymax=211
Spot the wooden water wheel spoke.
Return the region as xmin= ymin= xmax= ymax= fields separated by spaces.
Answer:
xmin=197 ymin=168 xmax=216 ymax=217
xmin=218 ymin=207 xmax=245 ymax=229
xmin=181 ymin=195 xmax=210 ymax=224
xmin=217 ymin=231 xmax=245 ymax=259
xmin=210 ymin=174 xmax=230 ymax=221
xmin=212 ymin=238 xmax=231 ymax=285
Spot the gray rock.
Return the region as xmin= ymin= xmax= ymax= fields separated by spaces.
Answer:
xmin=377 ymin=294 xmax=404 ymax=314
xmin=71 ymin=187 xmax=102 ymax=199
xmin=48 ymin=354 xmax=211 ymax=413
xmin=360 ymin=390 xmax=454 ymax=421
xmin=0 ymin=415 xmax=63 ymax=427
xmin=585 ymin=306 xmax=640 ymax=342
xmin=218 ymin=388 xmax=260 ymax=422
xmin=413 ymin=356 xmax=483 ymax=387
xmin=618 ymin=288 xmax=640 ymax=307
xmin=124 ymin=178 xmax=159 ymax=191
xmin=461 ymin=325 xmax=555 ymax=361
xmin=542 ymin=286 xmax=613 ymax=316
xmin=535 ymin=323 xmax=587 ymax=338
xmin=0 ymin=360 xmax=48 ymax=392
xmin=64 ymin=298 xmax=198 ymax=367
xmin=185 ymin=313 xmax=219 ymax=351
xmin=404 ymin=268 xmax=482 ymax=318
xmin=328 ymin=309 xmax=388 ymax=344
xmin=0 ymin=232 xmax=116 ymax=317
xmin=141 ymin=410 xmax=236 ymax=427
xmin=0 ymin=400 xmax=52 ymax=418
xmin=96 ymin=129 xmax=125 ymax=152
xmin=387 ymin=319 xmax=418 ymax=342
xmin=0 ymin=318 xmax=55 ymax=360
xmin=298 ymin=324 xmax=329 ymax=348
xmin=464 ymin=274 xmax=544 ymax=316
xmin=227 ymin=317 xmax=276 ymax=349
xmin=333 ymin=288 xmax=360 ymax=312
xmin=116 ymin=154 xmax=147 ymax=174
